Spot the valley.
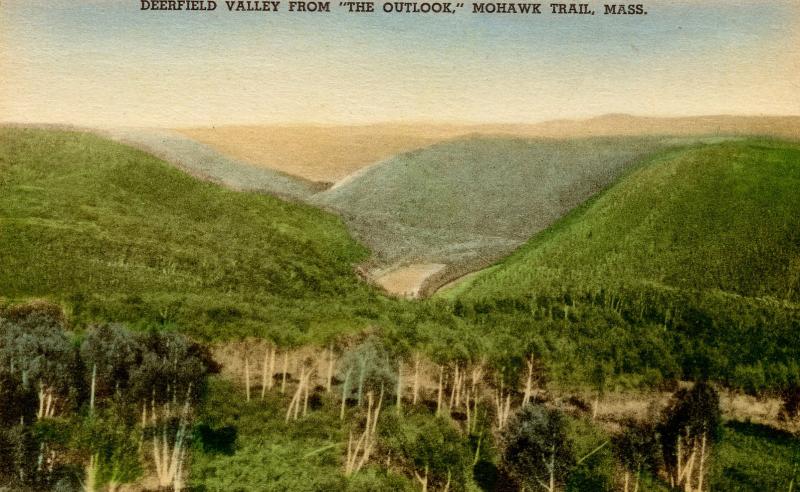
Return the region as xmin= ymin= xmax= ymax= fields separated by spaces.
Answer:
xmin=2 ymin=119 xmax=799 ymax=491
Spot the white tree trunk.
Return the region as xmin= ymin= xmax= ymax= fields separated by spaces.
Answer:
xmin=326 ymin=346 xmax=334 ymax=393
xmin=89 ymin=364 xmax=96 ymax=415
xmin=396 ymin=363 xmax=402 ymax=415
xmin=244 ymin=355 xmax=251 ymax=402
xmin=436 ymin=366 xmax=444 ymax=416
xmin=412 ymin=354 xmax=420 ymax=404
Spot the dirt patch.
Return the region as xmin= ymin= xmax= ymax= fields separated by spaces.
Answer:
xmin=374 ymin=263 xmax=447 ymax=298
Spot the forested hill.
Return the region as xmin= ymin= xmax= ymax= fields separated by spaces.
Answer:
xmin=0 ymin=128 xmax=387 ymax=342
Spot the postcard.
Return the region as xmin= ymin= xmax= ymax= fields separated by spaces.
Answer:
xmin=1 ymin=1 xmax=799 ymax=490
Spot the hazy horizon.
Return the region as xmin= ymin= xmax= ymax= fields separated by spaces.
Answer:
xmin=2 ymin=0 xmax=799 ymax=127
xmin=2 ymin=113 xmax=799 ymax=131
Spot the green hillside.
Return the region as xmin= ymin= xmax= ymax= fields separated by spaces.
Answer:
xmin=0 ymin=128 xmax=386 ymax=342
xmin=313 ymin=136 xmax=668 ymax=268
xmin=457 ymin=139 xmax=800 ymax=302
xmin=447 ymin=139 xmax=800 ymax=392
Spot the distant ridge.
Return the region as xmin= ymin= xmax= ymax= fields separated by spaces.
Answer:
xmin=175 ymin=115 xmax=800 ymax=185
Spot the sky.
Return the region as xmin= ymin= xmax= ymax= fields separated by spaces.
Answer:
xmin=1 ymin=0 xmax=799 ymax=127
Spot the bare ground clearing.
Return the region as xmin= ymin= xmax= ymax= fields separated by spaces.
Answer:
xmin=374 ymin=263 xmax=447 ymax=298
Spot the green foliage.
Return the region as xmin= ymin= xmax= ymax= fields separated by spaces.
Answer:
xmin=69 ymin=408 xmax=143 ymax=487
xmin=611 ymin=418 xmax=662 ymax=482
xmin=190 ymin=379 xmax=416 ymax=491
xmin=337 ymin=335 xmax=398 ymax=404
xmin=0 ymin=370 xmax=37 ymax=426
xmin=500 ymin=404 xmax=576 ymax=491
xmin=2 ymin=129 xmax=799 ymax=490
xmin=565 ymin=417 xmax=615 ymax=492
xmin=0 ymin=424 xmax=38 ymax=488
xmin=460 ymin=140 xmax=800 ymax=301
xmin=0 ymin=310 xmax=216 ymax=489
xmin=381 ymin=412 xmax=472 ymax=490
xmin=80 ymin=323 xmax=141 ymax=401
xmin=658 ymin=381 xmax=722 ymax=474
xmin=709 ymin=421 xmax=800 ymax=491
xmin=779 ymin=383 xmax=800 ymax=423
xmin=128 ymin=329 xmax=220 ymax=404
xmin=0 ymin=314 xmax=76 ymax=402
xmin=454 ymin=139 xmax=800 ymax=392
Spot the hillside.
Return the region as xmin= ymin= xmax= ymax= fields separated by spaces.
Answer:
xmin=0 ymin=128 xmax=387 ymax=342
xmin=164 ymin=117 xmax=800 ymax=298
xmin=312 ymin=136 xmax=670 ymax=285
xmin=454 ymin=139 xmax=800 ymax=303
xmin=105 ymin=128 xmax=319 ymax=200
xmin=493 ymin=114 xmax=800 ymax=141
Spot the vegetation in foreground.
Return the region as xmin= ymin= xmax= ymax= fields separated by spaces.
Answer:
xmin=3 ymin=307 xmax=798 ymax=491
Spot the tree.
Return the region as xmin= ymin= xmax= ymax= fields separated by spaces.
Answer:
xmin=80 ymin=323 xmax=143 ymax=405
xmin=0 ymin=370 xmax=38 ymax=426
xmin=658 ymin=381 xmax=721 ymax=492
xmin=337 ymin=336 xmax=397 ymax=406
xmin=128 ymin=330 xmax=219 ymax=405
xmin=589 ymin=360 xmax=613 ymax=420
xmin=382 ymin=413 xmax=471 ymax=491
xmin=0 ymin=315 xmax=75 ymax=419
xmin=779 ymin=383 xmax=800 ymax=432
xmin=0 ymin=371 xmax=38 ymax=486
xmin=612 ymin=418 xmax=662 ymax=492
xmin=501 ymin=404 xmax=576 ymax=492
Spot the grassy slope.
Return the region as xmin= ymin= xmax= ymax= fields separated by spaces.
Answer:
xmin=457 ymin=139 xmax=800 ymax=303
xmin=0 ymin=128 xmax=389 ymax=342
xmin=711 ymin=421 xmax=800 ymax=491
xmin=314 ymin=136 xmax=668 ymax=267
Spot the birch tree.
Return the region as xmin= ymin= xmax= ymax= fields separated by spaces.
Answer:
xmin=337 ymin=337 xmax=397 ymax=407
xmin=612 ymin=418 xmax=662 ymax=492
xmin=658 ymin=381 xmax=721 ymax=492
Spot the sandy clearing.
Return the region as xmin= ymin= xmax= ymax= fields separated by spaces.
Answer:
xmin=375 ymin=263 xmax=447 ymax=298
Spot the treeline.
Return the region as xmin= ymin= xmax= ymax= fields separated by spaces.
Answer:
xmin=0 ymin=302 xmax=218 ymax=491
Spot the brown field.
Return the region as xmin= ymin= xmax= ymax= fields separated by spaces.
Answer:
xmin=176 ymin=124 xmax=476 ymax=184
xmin=177 ymin=116 xmax=800 ymax=185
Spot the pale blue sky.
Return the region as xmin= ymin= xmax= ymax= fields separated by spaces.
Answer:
xmin=1 ymin=0 xmax=798 ymax=126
